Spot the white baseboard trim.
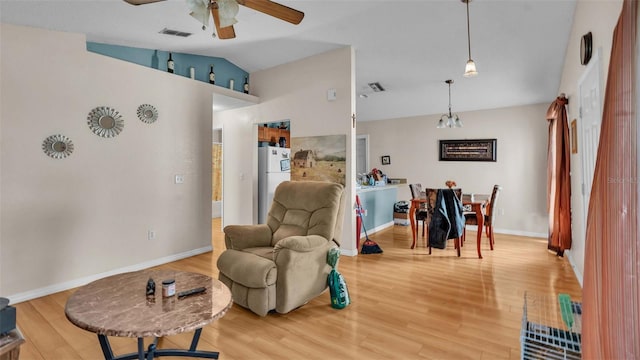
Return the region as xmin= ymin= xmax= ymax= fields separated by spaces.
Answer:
xmin=359 ymin=221 xmax=394 ymax=239
xmin=464 ymin=225 xmax=546 ymax=239
xmin=347 ymin=221 xmax=395 ymax=256
xmin=7 ymin=245 xmax=213 ymax=304
xmin=345 ymin=223 xmax=547 ymax=258
xmin=340 ymin=248 xmax=359 ymax=257
xmin=565 ymin=250 xmax=584 ymax=287
xmin=359 ymin=222 xmax=545 ymax=241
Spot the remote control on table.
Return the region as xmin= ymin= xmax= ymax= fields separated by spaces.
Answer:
xmin=178 ymin=287 xmax=206 ymax=299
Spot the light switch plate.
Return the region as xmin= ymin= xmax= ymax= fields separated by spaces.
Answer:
xmin=327 ymin=88 xmax=337 ymax=101
xmin=175 ymin=175 xmax=184 ymax=184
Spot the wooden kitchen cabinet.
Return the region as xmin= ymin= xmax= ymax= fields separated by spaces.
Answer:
xmin=258 ymin=126 xmax=270 ymax=142
xmin=258 ymin=127 xmax=290 ymax=148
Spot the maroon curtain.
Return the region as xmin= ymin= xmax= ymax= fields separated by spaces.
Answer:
xmin=582 ymin=0 xmax=639 ymax=357
xmin=546 ymin=95 xmax=572 ymax=255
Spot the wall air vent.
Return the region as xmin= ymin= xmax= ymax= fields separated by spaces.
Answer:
xmin=159 ymin=28 xmax=193 ymax=37
xmin=368 ymin=82 xmax=385 ymax=92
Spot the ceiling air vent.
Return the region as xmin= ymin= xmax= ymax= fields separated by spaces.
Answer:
xmin=368 ymin=82 xmax=385 ymax=92
xmin=159 ymin=28 xmax=193 ymax=37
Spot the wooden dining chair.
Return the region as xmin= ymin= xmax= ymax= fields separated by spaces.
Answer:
xmin=427 ymin=188 xmax=464 ymax=257
xmin=409 ymin=184 xmax=429 ymax=239
xmin=463 ymin=185 xmax=502 ymax=250
xmin=423 ymin=187 xmax=438 ymax=240
xmin=452 ymin=188 xmax=462 ymax=200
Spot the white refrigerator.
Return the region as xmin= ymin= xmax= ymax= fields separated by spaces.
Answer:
xmin=258 ymin=146 xmax=291 ymax=224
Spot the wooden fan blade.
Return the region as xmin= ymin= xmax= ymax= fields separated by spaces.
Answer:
xmin=123 ymin=0 xmax=165 ymax=5
xmin=237 ymin=0 xmax=304 ymax=25
xmin=211 ymin=4 xmax=237 ymax=40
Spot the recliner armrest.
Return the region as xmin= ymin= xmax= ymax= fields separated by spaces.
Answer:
xmin=223 ymin=224 xmax=273 ymax=250
xmin=273 ymin=235 xmax=329 ymax=254
xmin=272 ymin=235 xmax=335 ymax=314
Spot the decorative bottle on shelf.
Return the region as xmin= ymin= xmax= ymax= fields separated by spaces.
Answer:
xmin=209 ymin=66 xmax=215 ymax=84
xmin=243 ymin=76 xmax=249 ymax=94
xmin=167 ymin=52 xmax=174 ymax=73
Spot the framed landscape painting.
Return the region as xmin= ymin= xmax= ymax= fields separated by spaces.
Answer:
xmin=290 ymin=135 xmax=346 ymax=185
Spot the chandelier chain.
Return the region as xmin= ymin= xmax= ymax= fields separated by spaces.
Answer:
xmin=448 ymin=81 xmax=453 ymax=117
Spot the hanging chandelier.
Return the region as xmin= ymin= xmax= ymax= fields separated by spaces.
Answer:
xmin=462 ymin=0 xmax=478 ymax=77
xmin=437 ymin=80 xmax=463 ymax=128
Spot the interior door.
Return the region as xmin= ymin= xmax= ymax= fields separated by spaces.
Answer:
xmin=574 ymin=48 xmax=603 ymax=283
xmin=579 ymin=49 xmax=603 ymax=225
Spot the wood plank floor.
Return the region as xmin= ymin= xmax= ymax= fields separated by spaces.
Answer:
xmin=14 ymin=219 xmax=582 ymax=359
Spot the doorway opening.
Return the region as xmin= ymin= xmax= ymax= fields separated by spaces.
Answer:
xmin=212 ymin=128 xmax=223 ymax=219
xmin=356 ymin=135 xmax=369 ymax=181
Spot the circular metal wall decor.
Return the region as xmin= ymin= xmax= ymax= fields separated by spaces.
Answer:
xmin=87 ymin=106 xmax=124 ymax=138
xmin=580 ymin=31 xmax=593 ymax=65
xmin=42 ymin=134 xmax=74 ymax=159
xmin=136 ymin=104 xmax=158 ymax=124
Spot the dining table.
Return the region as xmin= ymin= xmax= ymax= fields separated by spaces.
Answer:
xmin=409 ymin=193 xmax=489 ymax=258
xmin=461 ymin=193 xmax=490 ymax=259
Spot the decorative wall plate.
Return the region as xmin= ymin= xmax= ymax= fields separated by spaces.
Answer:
xmin=580 ymin=31 xmax=593 ymax=65
xmin=42 ymin=134 xmax=74 ymax=159
xmin=137 ymin=104 xmax=158 ymax=124
xmin=87 ymin=106 xmax=124 ymax=138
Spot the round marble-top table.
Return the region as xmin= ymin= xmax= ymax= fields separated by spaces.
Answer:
xmin=65 ymin=269 xmax=232 ymax=360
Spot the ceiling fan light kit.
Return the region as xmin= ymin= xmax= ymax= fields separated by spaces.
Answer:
xmin=218 ymin=0 xmax=239 ymax=27
xmin=187 ymin=0 xmax=211 ymax=28
xmin=182 ymin=0 xmax=303 ymax=40
xmin=462 ymin=0 xmax=478 ymax=77
xmin=437 ymin=80 xmax=463 ymax=129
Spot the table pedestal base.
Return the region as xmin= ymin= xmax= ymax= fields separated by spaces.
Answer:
xmin=98 ymin=328 xmax=219 ymax=360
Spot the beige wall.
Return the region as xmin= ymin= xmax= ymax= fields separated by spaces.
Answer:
xmin=557 ymin=0 xmax=623 ymax=285
xmin=1 ymin=24 xmax=214 ymax=300
xmin=3 ymin=0 xmax=621 ymax=298
xmin=214 ymin=47 xmax=357 ymax=254
xmin=357 ymin=103 xmax=549 ymax=237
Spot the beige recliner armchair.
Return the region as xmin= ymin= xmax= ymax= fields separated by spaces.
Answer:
xmin=216 ymin=181 xmax=345 ymax=316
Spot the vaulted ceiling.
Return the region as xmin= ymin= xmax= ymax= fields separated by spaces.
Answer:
xmin=0 ymin=0 xmax=577 ymax=121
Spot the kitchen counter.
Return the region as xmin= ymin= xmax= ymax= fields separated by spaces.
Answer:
xmin=356 ymin=184 xmax=403 ymax=193
xmin=356 ymin=185 xmax=399 ymax=237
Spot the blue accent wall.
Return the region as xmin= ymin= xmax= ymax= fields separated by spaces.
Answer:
xmin=357 ymin=187 xmax=397 ymax=232
xmin=86 ymin=42 xmax=249 ymax=92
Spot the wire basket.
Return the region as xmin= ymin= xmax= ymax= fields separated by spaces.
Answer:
xmin=520 ymin=292 xmax=582 ymax=360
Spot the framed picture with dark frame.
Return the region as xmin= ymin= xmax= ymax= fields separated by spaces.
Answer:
xmin=439 ymin=139 xmax=497 ymax=162
xmin=381 ymin=155 xmax=391 ymax=165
